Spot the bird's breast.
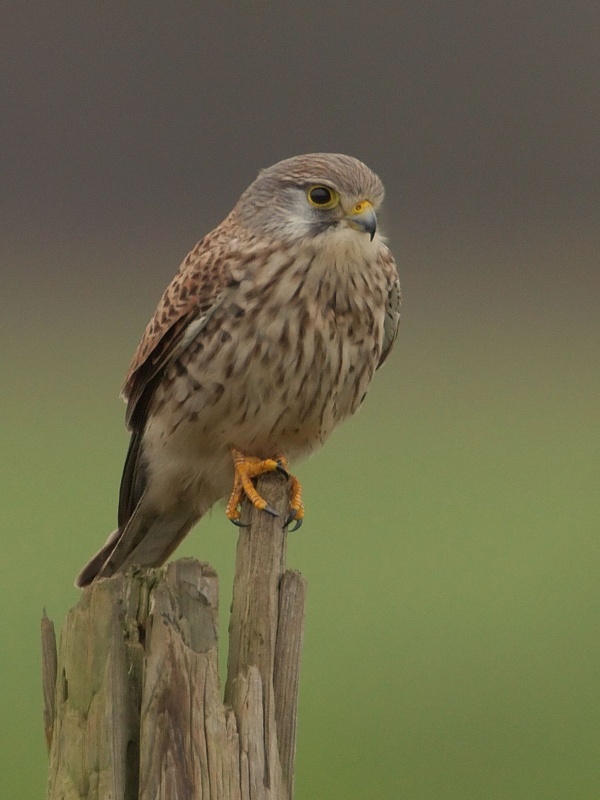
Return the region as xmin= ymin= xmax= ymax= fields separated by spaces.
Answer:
xmin=151 ymin=244 xmax=388 ymax=461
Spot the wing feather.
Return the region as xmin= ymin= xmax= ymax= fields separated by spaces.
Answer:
xmin=116 ymin=229 xmax=236 ymax=530
xmin=122 ymin=232 xmax=233 ymax=431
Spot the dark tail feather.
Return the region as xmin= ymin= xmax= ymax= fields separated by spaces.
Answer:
xmin=75 ymin=495 xmax=199 ymax=588
xmin=75 ymin=528 xmax=122 ymax=588
xmin=118 ymin=430 xmax=146 ymax=530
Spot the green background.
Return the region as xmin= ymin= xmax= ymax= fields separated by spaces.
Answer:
xmin=3 ymin=262 xmax=598 ymax=798
xmin=2 ymin=3 xmax=599 ymax=798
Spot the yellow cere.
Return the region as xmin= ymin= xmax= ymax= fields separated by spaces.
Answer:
xmin=349 ymin=199 xmax=373 ymax=215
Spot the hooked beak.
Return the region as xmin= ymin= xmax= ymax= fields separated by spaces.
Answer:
xmin=345 ymin=200 xmax=377 ymax=240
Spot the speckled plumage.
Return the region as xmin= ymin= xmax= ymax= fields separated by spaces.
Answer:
xmin=76 ymin=153 xmax=401 ymax=587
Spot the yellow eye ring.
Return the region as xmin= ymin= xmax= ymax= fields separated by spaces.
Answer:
xmin=307 ymin=185 xmax=340 ymax=209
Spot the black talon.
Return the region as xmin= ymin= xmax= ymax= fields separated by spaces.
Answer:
xmin=230 ymin=516 xmax=250 ymax=528
xmin=284 ymin=510 xmax=303 ymax=532
xmin=264 ymin=504 xmax=280 ymax=518
xmin=275 ymin=462 xmax=290 ymax=479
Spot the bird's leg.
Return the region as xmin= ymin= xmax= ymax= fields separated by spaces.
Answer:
xmin=226 ymin=448 xmax=305 ymax=530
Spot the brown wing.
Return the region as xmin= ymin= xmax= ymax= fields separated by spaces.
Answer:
xmin=122 ymin=230 xmax=234 ymax=432
xmin=378 ymin=246 xmax=401 ymax=369
xmin=116 ymin=228 xmax=236 ymax=529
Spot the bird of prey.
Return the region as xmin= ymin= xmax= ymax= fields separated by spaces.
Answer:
xmin=76 ymin=153 xmax=401 ymax=588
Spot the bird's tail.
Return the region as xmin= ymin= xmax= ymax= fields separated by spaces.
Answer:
xmin=75 ymin=494 xmax=199 ymax=588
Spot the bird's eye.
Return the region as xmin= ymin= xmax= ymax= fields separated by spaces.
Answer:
xmin=307 ymin=185 xmax=339 ymax=209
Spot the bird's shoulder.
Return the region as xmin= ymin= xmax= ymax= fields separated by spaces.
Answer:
xmin=377 ymin=242 xmax=401 ymax=368
xmin=378 ymin=242 xmax=401 ymax=292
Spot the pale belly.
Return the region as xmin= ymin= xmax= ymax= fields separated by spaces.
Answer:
xmin=160 ymin=323 xmax=378 ymax=455
xmin=143 ymin=309 xmax=382 ymax=508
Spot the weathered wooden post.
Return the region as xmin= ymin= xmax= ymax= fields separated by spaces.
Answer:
xmin=42 ymin=472 xmax=306 ymax=800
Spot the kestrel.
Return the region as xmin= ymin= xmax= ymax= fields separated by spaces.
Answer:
xmin=76 ymin=153 xmax=401 ymax=588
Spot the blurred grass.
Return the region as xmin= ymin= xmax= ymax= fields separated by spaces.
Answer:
xmin=1 ymin=289 xmax=599 ymax=799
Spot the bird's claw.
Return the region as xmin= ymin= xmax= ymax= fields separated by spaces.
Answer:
xmin=284 ymin=508 xmax=303 ymax=532
xmin=275 ymin=461 xmax=290 ymax=479
xmin=286 ymin=471 xmax=304 ymax=531
xmin=226 ymin=449 xmax=304 ymax=529
xmin=229 ymin=518 xmax=251 ymax=528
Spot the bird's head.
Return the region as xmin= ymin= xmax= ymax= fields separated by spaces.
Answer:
xmin=233 ymin=153 xmax=385 ymax=245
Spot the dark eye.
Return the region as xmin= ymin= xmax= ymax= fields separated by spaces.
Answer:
xmin=307 ymin=185 xmax=339 ymax=209
xmin=309 ymin=186 xmax=332 ymax=205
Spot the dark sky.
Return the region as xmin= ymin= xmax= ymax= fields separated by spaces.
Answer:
xmin=2 ymin=1 xmax=599 ymax=323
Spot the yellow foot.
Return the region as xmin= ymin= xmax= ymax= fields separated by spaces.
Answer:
xmin=226 ymin=449 xmax=305 ymax=530
xmin=285 ymin=464 xmax=305 ymax=531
